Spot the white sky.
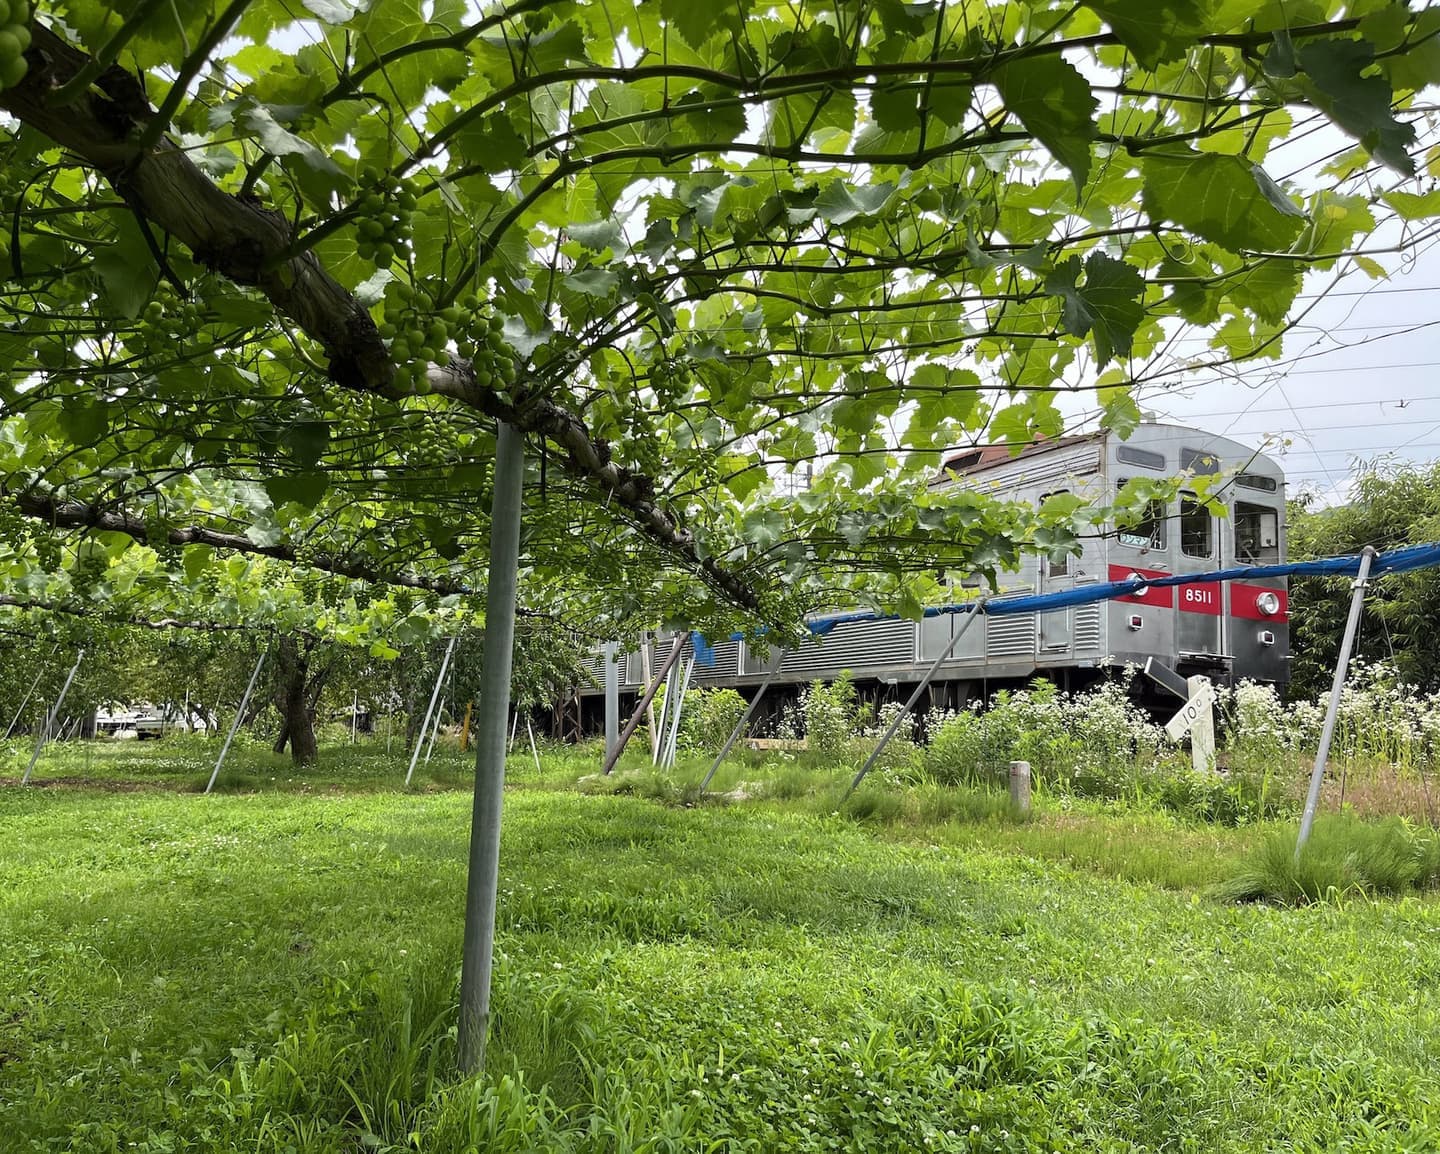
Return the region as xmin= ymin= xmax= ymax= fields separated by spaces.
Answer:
xmin=1133 ymin=251 xmax=1440 ymax=506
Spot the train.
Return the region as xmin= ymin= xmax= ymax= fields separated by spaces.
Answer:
xmin=578 ymin=422 xmax=1289 ymax=723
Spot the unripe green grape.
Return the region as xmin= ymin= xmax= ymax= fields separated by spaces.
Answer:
xmin=0 ymin=52 xmax=28 ymax=87
xmin=374 ymin=241 xmax=395 ymax=265
xmin=0 ymin=3 xmax=12 ymax=26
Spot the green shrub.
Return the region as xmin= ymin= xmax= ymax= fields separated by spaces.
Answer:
xmin=799 ymin=673 xmax=858 ymax=759
xmin=679 ymin=687 xmax=747 ymax=753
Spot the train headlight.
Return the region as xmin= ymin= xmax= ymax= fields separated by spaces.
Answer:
xmin=1255 ymin=591 xmax=1281 ymax=617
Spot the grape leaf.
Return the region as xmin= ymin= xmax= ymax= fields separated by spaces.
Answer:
xmin=265 ymin=473 xmax=331 ymax=510
xmin=1141 ymin=151 xmax=1304 ymax=253
xmin=1045 ymin=252 xmax=1146 ymax=366
xmin=1082 ymin=0 xmax=1206 ymax=69
xmin=1299 ymin=37 xmax=1417 ymax=176
xmin=993 ymin=55 xmax=1097 ymax=190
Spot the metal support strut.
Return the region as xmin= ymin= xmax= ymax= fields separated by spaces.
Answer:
xmin=699 ymin=658 xmax=785 ymax=795
xmin=844 ymin=602 xmax=986 ymax=799
xmin=205 ymin=649 xmax=264 ymax=794
xmin=407 ymin=634 xmax=457 ymax=787
xmin=602 ymin=633 xmax=687 ymax=775
xmin=21 ymin=648 xmax=85 ymax=786
xmin=1297 ymin=545 xmax=1377 ymax=855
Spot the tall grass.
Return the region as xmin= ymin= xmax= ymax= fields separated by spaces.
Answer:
xmin=1217 ymin=814 xmax=1440 ymax=904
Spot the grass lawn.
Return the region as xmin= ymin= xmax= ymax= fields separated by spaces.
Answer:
xmin=2 ymin=743 xmax=1439 ymax=1151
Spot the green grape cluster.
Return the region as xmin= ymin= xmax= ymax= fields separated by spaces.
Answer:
xmin=0 ymin=494 xmax=28 ymax=552
xmin=318 ymin=384 xmax=376 ymax=443
xmin=649 ymin=356 xmax=695 ymax=399
xmin=69 ymin=554 xmax=107 ymax=596
xmin=393 ymin=589 xmax=414 ymax=617
xmin=376 ymin=283 xmax=519 ymax=394
xmin=320 ymin=580 xmax=341 ymax=610
xmin=0 ymin=1 xmax=31 ymax=90
xmin=353 ymin=167 xmax=418 ymax=267
xmin=297 ymin=575 xmax=320 ymax=604
xmin=404 ymin=415 xmax=456 ymax=468
xmin=33 ymin=528 xmax=60 ymax=573
xmin=133 ymin=288 xmax=203 ymax=352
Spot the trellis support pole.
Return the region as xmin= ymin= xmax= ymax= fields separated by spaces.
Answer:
xmin=457 ymin=421 xmax=525 ymax=1074
xmin=662 ymin=655 xmax=695 ymax=769
xmin=1297 ymin=546 xmax=1376 ymax=855
xmin=844 ymin=603 xmax=986 ymax=799
xmin=205 ymin=650 xmax=265 ymax=794
xmin=699 ymin=659 xmax=785 ymax=795
xmin=406 ymin=634 xmax=456 ymax=787
xmin=603 ymin=641 xmax=620 ymax=761
xmin=603 ymin=633 xmax=686 ymax=775
xmin=22 ymin=649 xmax=84 ymax=785
xmin=5 ymin=645 xmax=55 ymax=741
xmin=424 ymin=697 xmax=447 ymax=765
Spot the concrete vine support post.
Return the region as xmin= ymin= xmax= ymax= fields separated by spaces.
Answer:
xmin=457 ymin=421 xmax=525 ymax=1075
xmin=1297 ymin=546 xmax=1377 ymax=856
xmin=1009 ymin=761 xmax=1032 ymax=813
xmin=603 ymin=641 xmax=620 ymax=762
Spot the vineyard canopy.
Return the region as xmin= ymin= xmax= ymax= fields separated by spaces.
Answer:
xmin=0 ymin=0 xmax=1438 ymax=637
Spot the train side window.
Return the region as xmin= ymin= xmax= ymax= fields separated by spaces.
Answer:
xmin=1180 ymin=492 xmax=1212 ymax=558
xmin=1115 ymin=479 xmax=1167 ymax=550
xmin=1041 ymin=490 xmax=1069 ymax=575
xmin=1235 ymin=502 xmax=1279 ymax=564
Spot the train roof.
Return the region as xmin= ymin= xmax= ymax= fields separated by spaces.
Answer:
xmin=934 ymin=423 xmax=1284 ymax=487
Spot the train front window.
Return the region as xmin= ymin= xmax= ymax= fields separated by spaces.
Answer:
xmin=1180 ymin=492 xmax=1212 ymax=559
xmin=1235 ymin=503 xmax=1279 ymax=564
xmin=1116 ymin=480 xmax=1167 ymax=550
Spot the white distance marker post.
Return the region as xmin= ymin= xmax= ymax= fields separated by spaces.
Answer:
xmin=1163 ymin=675 xmax=1217 ymax=773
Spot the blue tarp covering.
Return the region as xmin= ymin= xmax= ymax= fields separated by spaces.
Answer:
xmin=691 ymin=542 xmax=1440 ymax=650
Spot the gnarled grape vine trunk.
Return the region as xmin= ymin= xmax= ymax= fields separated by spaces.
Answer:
xmin=271 ymin=635 xmax=318 ymax=766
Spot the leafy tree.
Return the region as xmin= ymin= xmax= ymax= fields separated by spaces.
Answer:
xmin=1289 ymin=461 xmax=1440 ymax=698
xmin=1 ymin=0 xmax=1439 ymax=1072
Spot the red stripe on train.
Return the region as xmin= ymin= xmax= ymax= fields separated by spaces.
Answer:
xmin=1231 ymin=583 xmax=1289 ymax=622
xmin=1106 ymin=564 xmax=1173 ymax=608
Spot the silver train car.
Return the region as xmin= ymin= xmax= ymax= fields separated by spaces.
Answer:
xmin=581 ymin=422 xmax=1289 ymax=716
